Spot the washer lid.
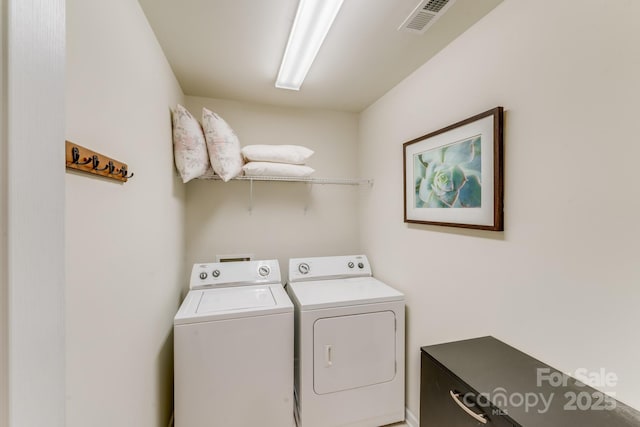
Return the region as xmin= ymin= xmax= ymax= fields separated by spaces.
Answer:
xmin=199 ymin=286 xmax=275 ymax=312
xmin=288 ymin=277 xmax=404 ymax=310
xmin=174 ymin=283 xmax=293 ymax=325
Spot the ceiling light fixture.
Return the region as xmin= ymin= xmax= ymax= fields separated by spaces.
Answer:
xmin=275 ymin=0 xmax=344 ymax=91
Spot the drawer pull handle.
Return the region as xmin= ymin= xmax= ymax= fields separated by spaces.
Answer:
xmin=449 ymin=390 xmax=488 ymax=424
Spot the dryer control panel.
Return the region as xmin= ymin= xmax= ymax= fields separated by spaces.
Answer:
xmin=190 ymin=259 xmax=281 ymax=289
xmin=288 ymin=255 xmax=372 ymax=283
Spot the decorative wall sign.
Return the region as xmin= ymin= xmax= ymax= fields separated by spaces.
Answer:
xmin=403 ymin=107 xmax=503 ymax=230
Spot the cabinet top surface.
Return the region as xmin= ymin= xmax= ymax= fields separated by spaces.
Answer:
xmin=421 ymin=336 xmax=640 ymax=427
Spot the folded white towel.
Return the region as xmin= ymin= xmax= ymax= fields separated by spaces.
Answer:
xmin=241 ymin=145 xmax=314 ymax=165
xmin=242 ymin=162 xmax=315 ymax=178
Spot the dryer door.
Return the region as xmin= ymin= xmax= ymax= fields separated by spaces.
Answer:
xmin=313 ymin=310 xmax=396 ymax=395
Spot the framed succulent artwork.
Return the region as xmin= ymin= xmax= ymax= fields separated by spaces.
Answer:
xmin=403 ymin=107 xmax=504 ymax=230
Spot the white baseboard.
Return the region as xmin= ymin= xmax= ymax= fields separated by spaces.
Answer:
xmin=405 ymin=407 xmax=419 ymax=427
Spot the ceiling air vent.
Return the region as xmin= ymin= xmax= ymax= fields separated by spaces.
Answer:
xmin=398 ymin=0 xmax=457 ymax=34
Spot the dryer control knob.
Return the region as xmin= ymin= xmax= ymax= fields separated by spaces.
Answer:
xmin=199 ymin=272 xmax=208 ymax=280
xmin=212 ymin=269 xmax=220 ymax=278
xmin=358 ymin=262 xmax=364 ymax=269
xmin=258 ymin=265 xmax=271 ymax=277
xmin=298 ymin=263 xmax=310 ymax=275
xmin=348 ymin=262 xmax=354 ymax=268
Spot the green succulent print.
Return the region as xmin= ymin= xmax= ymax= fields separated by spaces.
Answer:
xmin=414 ymin=136 xmax=482 ymax=208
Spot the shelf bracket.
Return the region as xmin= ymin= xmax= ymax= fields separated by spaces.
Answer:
xmin=248 ymin=178 xmax=254 ymax=214
xmin=304 ymin=182 xmax=313 ymax=214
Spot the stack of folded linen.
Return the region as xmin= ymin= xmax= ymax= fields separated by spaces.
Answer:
xmin=241 ymin=145 xmax=315 ymax=178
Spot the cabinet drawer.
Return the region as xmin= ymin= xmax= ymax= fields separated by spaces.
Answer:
xmin=421 ymin=337 xmax=640 ymax=427
xmin=421 ymin=353 xmax=515 ymax=427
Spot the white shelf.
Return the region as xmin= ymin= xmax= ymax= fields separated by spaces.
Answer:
xmin=199 ymin=173 xmax=373 ymax=186
xmin=197 ymin=172 xmax=373 ymax=214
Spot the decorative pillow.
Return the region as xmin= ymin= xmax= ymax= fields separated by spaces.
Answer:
xmin=201 ymin=108 xmax=243 ymax=182
xmin=171 ymin=104 xmax=210 ymax=183
xmin=242 ymin=162 xmax=315 ymax=178
xmin=241 ymin=145 xmax=314 ymax=165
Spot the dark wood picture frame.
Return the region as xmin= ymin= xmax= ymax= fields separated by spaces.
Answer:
xmin=403 ymin=106 xmax=504 ymax=231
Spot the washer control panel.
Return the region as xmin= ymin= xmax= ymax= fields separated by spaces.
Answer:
xmin=190 ymin=259 xmax=281 ymax=290
xmin=288 ymin=255 xmax=372 ymax=282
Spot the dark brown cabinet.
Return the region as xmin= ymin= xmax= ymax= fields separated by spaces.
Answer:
xmin=420 ymin=337 xmax=640 ymax=427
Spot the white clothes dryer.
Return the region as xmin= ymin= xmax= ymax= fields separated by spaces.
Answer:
xmin=174 ymin=260 xmax=294 ymax=427
xmin=287 ymin=255 xmax=405 ymax=427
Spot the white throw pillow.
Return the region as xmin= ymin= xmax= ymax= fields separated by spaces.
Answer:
xmin=202 ymin=108 xmax=243 ymax=182
xmin=241 ymin=145 xmax=314 ymax=165
xmin=171 ymin=104 xmax=210 ymax=183
xmin=242 ymin=162 xmax=315 ymax=178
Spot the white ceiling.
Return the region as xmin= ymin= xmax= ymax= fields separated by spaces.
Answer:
xmin=137 ymin=0 xmax=502 ymax=112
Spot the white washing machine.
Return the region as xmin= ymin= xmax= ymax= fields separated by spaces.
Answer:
xmin=174 ymin=260 xmax=294 ymax=427
xmin=287 ymin=255 xmax=405 ymax=427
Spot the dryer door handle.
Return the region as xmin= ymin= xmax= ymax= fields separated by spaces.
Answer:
xmin=324 ymin=345 xmax=333 ymax=367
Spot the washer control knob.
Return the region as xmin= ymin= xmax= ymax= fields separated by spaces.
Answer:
xmin=298 ymin=263 xmax=310 ymax=275
xmin=258 ymin=265 xmax=271 ymax=277
xmin=358 ymin=262 xmax=364 ymax=269
xmin=199 ymin=272 xmax=208 ymax=280
xmin=348 ymin=262 xmax=354 ymax=268
xmin=212 ymin=269 xmax=220 ymax=278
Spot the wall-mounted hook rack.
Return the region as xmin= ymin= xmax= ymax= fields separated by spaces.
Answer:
xmin=65 ymin=140 xmax=133 ymax=183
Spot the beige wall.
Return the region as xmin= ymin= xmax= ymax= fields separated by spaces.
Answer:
xmin=65 ymin=0 xmax=185 ymax=426
xmin=184 ymin=97 xmax=360 ymax=282
xmin=359 ymin=0 xmax=640 ymax=416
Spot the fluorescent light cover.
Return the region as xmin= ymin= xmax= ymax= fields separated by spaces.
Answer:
xmin=276 ymin=0 xmax=344 ymax=90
